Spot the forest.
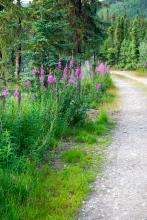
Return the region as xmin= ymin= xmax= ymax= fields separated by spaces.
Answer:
xmin=0 ymin=0 xmax=147 ymax=219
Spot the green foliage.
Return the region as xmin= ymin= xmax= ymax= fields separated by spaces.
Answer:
xmin=75 ymin=111 xmax=112 ymax=144
xmin=83 ymin=73 xmax=113 ymax=108
xmin=139 ymin=41 xmax=147 ymax=68
xmin=0 ymin=1 xmax=115 ymax=219
xmin=103 ymin=15 xmax=147 ymax=69
xmin=0 ymin=111 xmax=113 ymax=220
xmin=62 ymin=148 xmax=85 ymax=164
xmin=99 ymin=0 xmax=147 ymax=19
xmin=0 ymin=0 xmax=103 ymax=74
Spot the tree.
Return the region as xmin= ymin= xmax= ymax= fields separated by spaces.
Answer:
xmin=0 ymin=0 xmax=24 ymax=79
xmin=139 ymin=41 xmax=147 ymax=68
xmin=119 ymin=39 xmax=130 ymax=68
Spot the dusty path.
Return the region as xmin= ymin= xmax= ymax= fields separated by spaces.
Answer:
xmin=111 ymin=70 xmax=147 ymax=85
xmin=79 ymin=72 xmax=147 ymax=220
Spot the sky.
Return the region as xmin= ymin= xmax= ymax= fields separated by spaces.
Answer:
xmin=23 ymin=0 xmax=31 ymax=2
xmin=21 ymin=0 xmax=32 ymax=3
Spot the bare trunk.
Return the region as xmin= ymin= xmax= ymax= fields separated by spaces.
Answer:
xmin=16 ymin=0 xmax=22 ymax=78
xmin=15 ymin=0 xmax=22 ymax=105
xmin=16 ymin=44 xmax=22 ymax=78
xmin=75 ymin=0 xmax=82 ymax=54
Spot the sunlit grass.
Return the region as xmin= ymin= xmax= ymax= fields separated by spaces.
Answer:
xmin=134 ymin=69 xmax=147 ymax=77
xmin=97 ymin=86 xmax=120 ymax=112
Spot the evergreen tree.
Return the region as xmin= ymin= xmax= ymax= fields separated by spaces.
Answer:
xmin=139 ymin=41 xmax=147 ymax=68
xmin=129 ymin=18 xmax=140 ymax=65
xmin=119 ymin=39 xmax=130 ymax=68
xmin=114 ymin=16 xmax=126 ymax=64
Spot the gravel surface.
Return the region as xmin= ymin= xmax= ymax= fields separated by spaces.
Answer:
xmin=111 ymin=70 xmax=147 ymax=85
xmin=79 ymin=74 xmax=147 ymax=220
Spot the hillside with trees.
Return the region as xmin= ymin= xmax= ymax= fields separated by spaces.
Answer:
xmin=101 ymin=16 xmax=147 ymax=69
xmin=99 ymin=0 xmax=147 ymax=19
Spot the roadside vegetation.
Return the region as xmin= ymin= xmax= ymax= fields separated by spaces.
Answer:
xmin=0 ymin=62 xmax=118 ymax=219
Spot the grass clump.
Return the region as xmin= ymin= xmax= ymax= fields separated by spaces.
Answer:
xmin=62 ymin=148 xmax=86 ymax=164
xmin=75 ymin=111 xmax=113 ymax=144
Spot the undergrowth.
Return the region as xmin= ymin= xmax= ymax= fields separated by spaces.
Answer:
xmin=0 ymin=72 xmax=116 ymax=220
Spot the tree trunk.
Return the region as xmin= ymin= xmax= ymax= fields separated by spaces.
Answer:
xmin=15 ymin=0 xmax=22 ymax=78
xmin=16 ymin=44 xmax=22 ymax=78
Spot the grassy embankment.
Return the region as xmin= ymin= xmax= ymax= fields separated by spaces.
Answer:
xmin=23 ymin=87 xmax=118 ymax=220
xmin=0 ymin=82 xmax=119 ymax=220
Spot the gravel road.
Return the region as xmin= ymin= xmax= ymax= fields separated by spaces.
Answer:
xmin=79 ymin=72 xmax=147 ymax=220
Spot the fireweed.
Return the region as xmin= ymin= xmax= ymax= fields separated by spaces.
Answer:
xmin=40 ymin=68 xmax=45 ymax=75
xmin=26 ymin=80 xmax=31 ymax=89
xmin=0 ymin=60 xmax=111 ymax=156
xmin=0 ymin=59 xmax=112 ymax=220
xmin=57 ymin=61 xmax=62 ymax=70
xmin=70 ymin=60 xmax=74 ymax=69
xmin=2 ymin=88 xmax=9 ymax=97
xmin=32 ymin=68 xmax=37 ymax=76
xmin=96 ymin=63 xmax=109 ymax=75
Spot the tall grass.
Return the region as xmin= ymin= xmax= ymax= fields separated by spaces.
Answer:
xmin=0 ymin=68 xmax=113 ymax=219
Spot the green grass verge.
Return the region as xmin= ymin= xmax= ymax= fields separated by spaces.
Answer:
xmin=0 ymin=86 xmax=118 ymax=220
xmin=0 ymin=112 xmax=114 ymax=220
xmin=134 ymin=69 xmax=147 ymax=77
xmin=23 ymin=120 xmax=112 ymax=220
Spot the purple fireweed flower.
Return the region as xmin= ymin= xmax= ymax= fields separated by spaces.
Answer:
xmin=25 ymin=80 xmax=31 ymax=89
xmin=32 ymin=94 xmax=36 ymax=101
xmin=47 ymin=75 xmax=54 ymax=84
xmin=75 ymin=66 xmax=82 ymax=81
xmin=40 ymin=75 xmax=44 ymax=84
xmin=2 ymin=88 xmax=9 ymax=97
xmin=57 ymin=61 xmax=62 ymax=70
xmin=70 ymin=60 xmax=74 ymax=69
xmin=96 ymin=63 xmax=109 ymax=75
xmin=68 ymin=75 xmax=75 ymax=86
xmin=32 ymin=68 xmax=37 ymax=76
xmin=52 ymin=76 xmax=57 ymax=84
xmin=47 ymin=75 xmax=57 ymax=84
xmin=64 ymin=66 xmax=69 ymax=75
xmin=40 ymin=68 xmax=45 ymax=75
xmin=62 ymin=67 xmax=69 ymax=80
xmin=96 ymin=83 xmax=101 ymax=91
xmin=62 ymin=73 xmax=66 ymax=81
xmin=14 ymin=89 xmax=20 ymax=98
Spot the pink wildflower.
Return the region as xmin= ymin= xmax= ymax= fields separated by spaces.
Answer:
xmin=2 ymin=88 xmax=9 ymax=97
xmin=25 ymin=80 xmax=31 ymax=89
xmin=32 ymin=68 xmax=37 ymax=76
xmin=47 ymin=75 xmax=57 ymax=84
xmin=40 ymin=68 xmax=45 ymax=75
xmin=40 ymin=75 xmax=44 ymax=84
xmin=47 ymin=75 xmax=54 ymax=84
xmin=52 ymin=76 xmax=57 ymax=84
xmin=75 ymin=66 xmax=82 ymax=81
xmin=96 ymin=63 xmax=109 ymax=75
xmin=96 ymin=83 xmax=101 ymax=91
xmin=70 ymin=60 xmax=74 ymax=69
xmin=57 ymin=61 xmax=62 ymax=70
xmin=14 ymin=89 xmax=20 ymax=101
xmin=62 ymin=67 xmax=69 ymax=80
xmin=68 ymin=75 xmax=75 ymax=86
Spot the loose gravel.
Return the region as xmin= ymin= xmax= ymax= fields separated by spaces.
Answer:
xmin=79 ymin=73 xmax=147 ymax=220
